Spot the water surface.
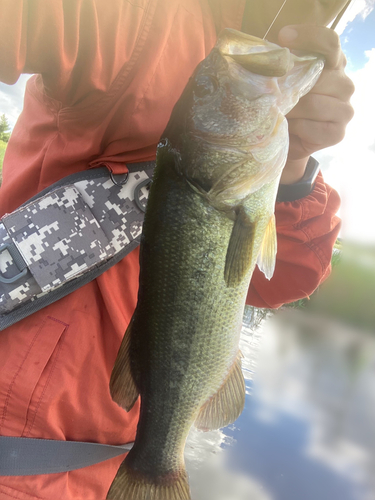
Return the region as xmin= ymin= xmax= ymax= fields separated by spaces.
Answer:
xmin=185 ymin=307 xmax=375 ymax=500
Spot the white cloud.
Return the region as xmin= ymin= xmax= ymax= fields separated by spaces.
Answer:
xmin=316 ymin=48 xmax=375 ymax=244
xmin=335 ymin=0 xmax=375 ymax=35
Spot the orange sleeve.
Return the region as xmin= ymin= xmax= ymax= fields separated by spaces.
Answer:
xmin=247 ymin=172 xmax=341 ymax=308
xmin=0 ymin=0 xmax=147 ymax=103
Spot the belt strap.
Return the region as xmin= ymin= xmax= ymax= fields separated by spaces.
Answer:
xmin=0 ymin=162 xmax=155 ymax=330
xmin=0 ymin=164 xmax=146 ymax=477
xmin=0 ymin=436 xmax=133 ymax=476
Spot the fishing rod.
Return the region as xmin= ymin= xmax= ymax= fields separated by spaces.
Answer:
xmin=330 ymin=0 xmax=354 ymax=30
xmin=263 ymin=0 xmax=354 ymax=39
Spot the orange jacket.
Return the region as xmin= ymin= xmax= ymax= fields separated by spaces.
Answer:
xmin=0 ymin=1 xmax=340 ymax=499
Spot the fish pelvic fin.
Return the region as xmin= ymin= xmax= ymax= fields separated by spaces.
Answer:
xmin=256 ymin=214 xmax=277 ymax=280
xmin=107 ymin=460 xmax=191 ymax=500
xmin=195 ymin=352 xmax=245 ymax=431
xmin=224 ymin=206 xmax=256 ymax=287
xmin=110 ymin=321 xmax=139 ymax=412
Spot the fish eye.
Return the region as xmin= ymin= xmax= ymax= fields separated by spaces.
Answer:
xmin=193 ymin=75 xmax=218 ymax=98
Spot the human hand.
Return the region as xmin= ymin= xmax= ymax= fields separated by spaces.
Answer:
xmin=277 ymin=25 xmax=355 ymax=184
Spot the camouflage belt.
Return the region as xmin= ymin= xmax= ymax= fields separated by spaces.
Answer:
xmin=0 ymin=163 xmax=155 ymax=331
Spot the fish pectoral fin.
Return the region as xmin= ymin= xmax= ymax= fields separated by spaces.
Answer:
xmin=256 ymin=215 xmax=277 ymax=280
xmin=109 ymin=321 xmax=139 ymax=412
xmin=224 ymin=206 xmax=256 ymax=287
xmin=195 ymin=352 xmax=245 ymax=431
xmin=107 ymin=459 xmax=191 ymax=500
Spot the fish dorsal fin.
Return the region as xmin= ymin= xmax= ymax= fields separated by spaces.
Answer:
xmin=110 ymin=321 xmax=139 ymax=412
xmin=224 ymin=207 xmax=256 ymax=287
xmin=256 ymin=215 xmax=277 ymax=280
xmin=195 ymin=352 xmax=245 ymax=431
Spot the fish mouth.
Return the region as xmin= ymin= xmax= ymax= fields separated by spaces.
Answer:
xmin=216 ymin=29 xmax=294 ymax=77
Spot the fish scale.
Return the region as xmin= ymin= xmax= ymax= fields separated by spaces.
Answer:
xmin=111 ymin=158 xmax=248 ymax=492
xmin=107 ymin=28 xmax=324 ymax=500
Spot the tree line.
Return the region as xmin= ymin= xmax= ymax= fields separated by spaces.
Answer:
xmin=0 ymin=114 xmax=11 ymax=143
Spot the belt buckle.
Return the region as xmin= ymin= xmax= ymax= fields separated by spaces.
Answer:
xmin=0 ymin=243 xmax=28 ymax=284
xmin=134 ymin=179 xmax=152 ymax=213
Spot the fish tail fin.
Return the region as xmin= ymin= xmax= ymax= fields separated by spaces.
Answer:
xmin=110 ymin=321 xmax=139 ymax=412
xmin=195 ymin=351 xmax=245 ymax=431
xmin=107 ymin=459 xmax=191 ymax=500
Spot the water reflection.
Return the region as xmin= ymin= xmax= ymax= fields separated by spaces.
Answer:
xmin=186 ymin=425 xmax=272 ymax=500
xmin=185 ymin=307 xmax=375 ymax=500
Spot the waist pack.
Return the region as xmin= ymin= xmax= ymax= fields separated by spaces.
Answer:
xmin=0 ymin=162 xmax=155 ymax=331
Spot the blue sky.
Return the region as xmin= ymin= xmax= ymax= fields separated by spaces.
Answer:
xmin=341 ymin=5 xmax=375 ymax=70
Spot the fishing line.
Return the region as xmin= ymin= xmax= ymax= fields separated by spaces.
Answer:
xmin=263 ymin=0 xmax=289 ymax=39
xmin=262 ymin=0 xmax=354 ymax=40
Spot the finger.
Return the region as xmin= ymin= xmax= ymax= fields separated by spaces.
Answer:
xmin=311 ymin=68 xmax=355 ymax=100
xmin=288 ymin=119 xmax=347 ymax=149
xmin=278 ymin=25 xmax=344 ymax=69
xmin=287 ymin=94 xmax=355 ymax=124
xmin=287 ymin=134 xmax=312 ymax=160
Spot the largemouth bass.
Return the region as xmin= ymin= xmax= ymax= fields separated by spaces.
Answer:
xmin=107 ymin=29 xmax=323 ymax=500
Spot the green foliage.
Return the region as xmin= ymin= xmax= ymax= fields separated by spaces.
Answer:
xmin=286 ymin=241 xmax=375 ymax=331
xmin=307 ymin=243 xmax=375 ymax=331
xmin=286 ymin=240 xmax=342 ymax=310
xmin=247 ymin=239 xmax=375 ymax=333
xmin=0 ymin=140 xmax=6 ymax=182
xmin=0 ymin=114 xmax=11 ymax=143
xmin=0 ymin=114 xmax=11 ymax=184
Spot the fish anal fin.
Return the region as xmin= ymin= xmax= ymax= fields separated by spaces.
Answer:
xmin=107 ymin=459 xmax=191 ymax=500
xmin=110 ymin=321 xmax=139 ymax=412
xmin=225 ymin=207 xmax=256 ymax=287
xmin=195 ymin=352 xmax=245 ymax=431
xmin=256 ymin=215 xmax=277 ymax=280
